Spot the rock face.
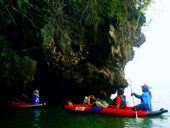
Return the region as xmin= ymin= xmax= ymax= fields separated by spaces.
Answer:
xmin=0 ymin=0 xmax=148 ymax=103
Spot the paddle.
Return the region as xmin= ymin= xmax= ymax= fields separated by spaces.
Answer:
xmin=128 ymin=78 xmax=138 ymax=118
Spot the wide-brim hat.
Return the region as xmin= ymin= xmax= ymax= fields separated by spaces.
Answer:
xmin=141 ymin=84 xmax=151 ymax=90
xmin=33 ymin=89 xmax=39 ymax=94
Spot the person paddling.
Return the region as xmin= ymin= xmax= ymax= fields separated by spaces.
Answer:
xmin=131 ymin=84 xmax=152 ymax=111
xmin=32 ymin=89 xmax=40 ymax=104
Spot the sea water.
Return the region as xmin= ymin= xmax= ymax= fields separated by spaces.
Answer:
xmin=0 ymin=84 xmax=169 ymax=128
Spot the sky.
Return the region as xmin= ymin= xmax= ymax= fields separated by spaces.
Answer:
xmin=124 ymin=0 xmax=170 ymax=86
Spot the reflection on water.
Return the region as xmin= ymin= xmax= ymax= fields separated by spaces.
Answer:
xmin=2 ymin=99 xmax=170 ymax=128
xmin=123 ymin=117 xmax=153 ymax=128
xmin=33 ymin=110 xmax=41 ymax=128
xmin=0 ymin=106 xmax=169 ymax=128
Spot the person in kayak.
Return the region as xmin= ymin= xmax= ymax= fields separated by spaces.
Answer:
xmin=86 ymin=91 xmax=109 ymax=107
xmin=87 ymin=90 xmax=122 ymax=108
xmin=32 ymin=89 xmax=40 ymax=104
xmin=68 ymin=90 xmax=126 ymax=109
xmin=92 ymin=90 xmax=109 ymax=108
xmin=131 ymin=84 xmax=152 ymax=111
xmin=110 ymin=88 xmax=127 ymax=109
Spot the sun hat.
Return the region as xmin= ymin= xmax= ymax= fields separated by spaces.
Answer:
xmin=33 ymin=89 xmax=39 ymax=94
xmin=141 ymin=84 xmax=151 ymax=91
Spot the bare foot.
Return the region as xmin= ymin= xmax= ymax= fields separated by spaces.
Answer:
xmin=68 ymin=101 xmax=73 ymax=106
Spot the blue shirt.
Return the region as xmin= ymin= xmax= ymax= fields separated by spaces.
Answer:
xmin=134 ymin=91 xmax=152 ymax=111
xmin=32 ymin=94 xmax=40 ymax=104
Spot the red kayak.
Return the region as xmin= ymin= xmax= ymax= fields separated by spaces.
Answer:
xmin=63 ymin=104 xmax=168 ymax=117
xmin=7 ymin=101 xmax=46 ymax=108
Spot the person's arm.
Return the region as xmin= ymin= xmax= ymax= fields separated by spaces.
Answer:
xmin=115 ymin=96 xmax=121 ymax=108
xmin=87 ymin=95 xmax=95 ymax=106
xmin=108 ymin=97 xmax=121 ymax=109
xmin=136 ymin=93 xmax=147 ymax=108
xmin=132 ymin=93 xmax=142 ymax=99
xmin=107 ymin=104 xmax=119 ymax=108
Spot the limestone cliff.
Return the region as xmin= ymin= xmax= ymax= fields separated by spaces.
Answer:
xmin=0 ymin=0 xmax=150 ymax=103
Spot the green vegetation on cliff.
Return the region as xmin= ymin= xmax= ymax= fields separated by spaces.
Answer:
xmin=0 ymin=0 xmax=151 ymax=103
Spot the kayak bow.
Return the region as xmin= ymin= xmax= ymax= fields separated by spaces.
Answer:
xmin=7 ymin=101 xmax=46 ymax=108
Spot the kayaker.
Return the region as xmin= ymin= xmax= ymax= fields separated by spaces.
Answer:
xmin=87 ymin=91 xmax=118 ymax=108
xmin=93 ymin=91 xmax=109 ymax=108
xmin=32 ymin=89 xmax=40 ymax=104
xmin=68 ymin=90 xmax=123 ymax=108
xmin=131 ymin=84 xmax=152 ymax=111
xmin=110 ymin=88 xmax=127 ymax=109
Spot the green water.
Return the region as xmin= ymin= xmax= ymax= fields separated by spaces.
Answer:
xmin=0 ymin=85 xmax=170 ymax=128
